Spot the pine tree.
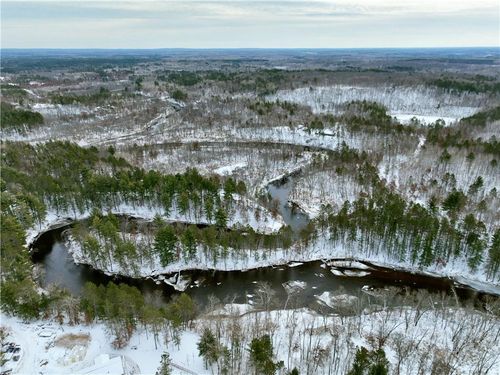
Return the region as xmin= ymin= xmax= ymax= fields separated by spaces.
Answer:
xmin=181 ymin=226 xmax=197 ymax=259
xmin=154 ymin=225 xmax=177 ymax=266
xmin=156 ymin=352 xmax=172 ymax=375
xmin=249 ymin=335 xmax=283 ymax=375
xmin=215 ymin=207 xmax=228 ymax=229
xmin=198 ymin=328 xmax=219 ymax=369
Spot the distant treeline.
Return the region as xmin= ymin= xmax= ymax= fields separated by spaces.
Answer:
xmin=431 ymin=77 xmax=500 ymax=94
xmin=1 ymin=102 xmax=44 ymax=131
xmin=50 ymin=87 xmax=111 ymax=105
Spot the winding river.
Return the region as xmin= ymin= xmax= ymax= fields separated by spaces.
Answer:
xmin=31 ymin=176 xmax=494 ymax=311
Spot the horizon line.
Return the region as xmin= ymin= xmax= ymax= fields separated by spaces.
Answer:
xmin=2 ymin=46 xmax=500 ymax=51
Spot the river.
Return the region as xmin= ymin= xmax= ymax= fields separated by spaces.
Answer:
xmin=30 ymin=176 xmax=491 ymax=311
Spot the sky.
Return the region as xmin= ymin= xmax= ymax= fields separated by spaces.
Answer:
xmin=1 ymin=0 xmax=499 ymax=48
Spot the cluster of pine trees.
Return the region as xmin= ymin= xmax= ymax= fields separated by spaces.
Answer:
xmin=0 ymin=141 xmax=246 ymax=317
xmin=320 ymin=185 xmax=499 ymax=278
xmin=49 ymin=87 xmax=112 ymax=105
xmin=2 ymin=141 xmax=246 ymax=221
xmin=427 ymin=118 xmax=500 ymax=158
xmin=303 ymin=100 xmax=411 ymax=135
xmin=71 ymin=211 xmax=294 ymax=273
xmin=1 ymin=102 xmax=44 ymax=131
xmin=80 ymin=282 xmax=196 ymax=348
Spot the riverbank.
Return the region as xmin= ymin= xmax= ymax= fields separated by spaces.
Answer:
xmin=26 ymin=197 xmax=285 ymax=250
xmin=62 ymin=228 xmax=500 ymax=295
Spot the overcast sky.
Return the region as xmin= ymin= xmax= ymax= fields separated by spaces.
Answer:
xmin=1 ymin=0 xmax=499 ymax=48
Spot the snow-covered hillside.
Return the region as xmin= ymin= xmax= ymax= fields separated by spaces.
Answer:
xmin=269 ymin=85 xmax=487 ymax=125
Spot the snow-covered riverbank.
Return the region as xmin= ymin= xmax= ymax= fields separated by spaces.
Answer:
xmin=26 ymin=197 xmax=285 ymax=249
xmin=60 ymin=224 xmax=500 ymax=295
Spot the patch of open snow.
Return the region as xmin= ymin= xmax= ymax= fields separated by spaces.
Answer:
xmin=341 ymin=269 xmax=371 ymax=277
xmin=163 ymin=273 xmax=191 ymax=292
xmin=393 ymin=113 xmax=459 ymax=126
xmin=213 ymin=162 xmax=247 ymax=175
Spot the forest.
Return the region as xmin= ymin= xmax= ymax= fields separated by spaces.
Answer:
xmin=1 ymin=49 xmax=499 ymax=374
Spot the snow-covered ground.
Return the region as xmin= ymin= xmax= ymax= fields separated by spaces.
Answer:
xmin=2 ymin=304 xmax=499 ymax=375
xmin=119 ymin=142 xmax=320 ymax=195
xmin=268 ymin=85 xmax=486 ymax=125
xmin=26 ymin=197 xmax=285 ymax=249
xmin=31 ymin=103 xmax=90 ymax=117
xmin=378 ymin=142 xmax=500 ymax=229
xmin=0 ymin=313 xmax=203 ymax=375
xmin=289 ymin=169 xmax=370 ymax=218
xmin=124 ymin=124 xmax=366 ymax=153
xmin=63 ymin=222 xmax=500 ymax=294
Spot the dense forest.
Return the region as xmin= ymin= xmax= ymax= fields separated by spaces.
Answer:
xmin=0 ymin=102 xmax=44 ymax=131
xmin=320 ymin=186 xmax=499 ymax=278
xmin=0 ymin=141 xmax=248 ymax=318
xmin=1 ymin=141 xmax=246 ymax=227
xmin=1 ymin=49 xmax=499 ymax=374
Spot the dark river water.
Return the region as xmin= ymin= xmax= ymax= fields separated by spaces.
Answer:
xmin=30 ymin=177 xmax=491 ymax=311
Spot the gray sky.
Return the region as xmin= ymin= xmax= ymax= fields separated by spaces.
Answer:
xmin=1 ymin=0 xmax=499 ymax=48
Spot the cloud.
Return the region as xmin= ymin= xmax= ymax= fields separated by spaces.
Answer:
xmin=1 ymin=1 xmax=499 ymax=48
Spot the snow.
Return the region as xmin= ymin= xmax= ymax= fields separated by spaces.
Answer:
xmin=393 ymin=113 xmax=459 ymax=126
xmin=268 ymin=85 xmax=485 ymax=123
xmin=282 ymin=280 xmax=307 ymax=294
xmin=326 ymin=260 xmax=372 ymax=270
xmin=289 ymin=168 xmax=371 ymax=218
xmin=26 ymin=195 xmax=285 ymax=249
xmin=121 ymin=142 xmax=318 ymax=196
xmin=377 ymin=140 xmax=500 ymax=231
xmin=164 ymin=273 xmax=191 ymax=292
xmin=330 ymin=269 xmax=345 ymax=276
xmin=315 ymin=292 xmax=359 ymax=309
xmin=213 ymin=162 xmax=247 ymax=175
xmin=208 ymin=303 xmax=254 ymax=317
xmin=0 ymin=313 xmax=206 ymax=375
xmin=32 ymin=103 xmax=88 ymax=116
xmin=4 ymin=303 xmax=499 ymax=375
xmin=340 ymin=270 xmax=371 ymax=277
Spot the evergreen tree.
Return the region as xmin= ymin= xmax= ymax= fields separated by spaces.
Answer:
xmin=154 ymin=225 xmax=177 ymax=266
xmin=181 ymin=226 xmax=197 ymax=259
xmin=249 ymin=335 xmax=283 ymax=375
xmin=347 ymin=347 xmax=389 ymax=375
xmin=198 ymin=328 xmax=222 ymax=369
xmin=156 ymin=352 xmax=172 ymax=375
xmin=487 ymin=229 xmax=500 ymax=278
xmin=215 ymin=207 xmax=228 ymax=229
